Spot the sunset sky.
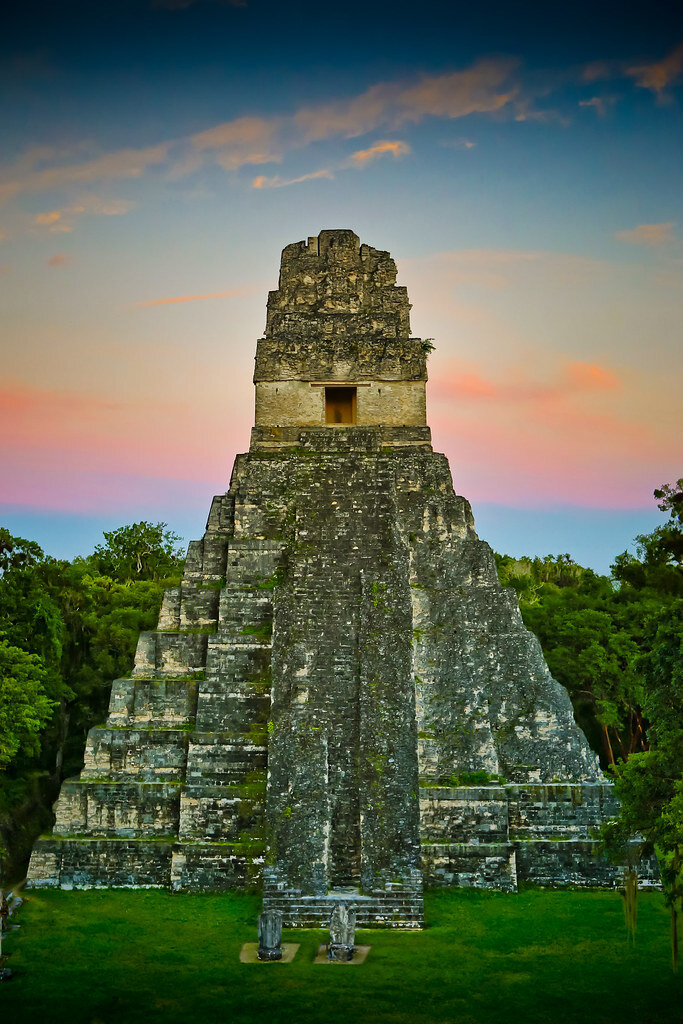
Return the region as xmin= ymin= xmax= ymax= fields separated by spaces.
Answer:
xmin=2 ymin=0 xmax=682 ymax=573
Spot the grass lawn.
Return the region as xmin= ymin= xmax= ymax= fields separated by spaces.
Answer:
xmin=1 ymin=888 xmax=680 ymax=1024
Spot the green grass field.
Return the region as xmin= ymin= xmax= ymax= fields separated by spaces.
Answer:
xmin=1 ymin=888 xmax=680 ymax=1024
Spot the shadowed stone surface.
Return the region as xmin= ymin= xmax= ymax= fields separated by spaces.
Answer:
xmin=257 ymin=909 xmax=282 ymax=960
xmin=28 ymin=229 xmax=637 ymax=922
xmin=328 ymin=902 xmax=356 ymax=962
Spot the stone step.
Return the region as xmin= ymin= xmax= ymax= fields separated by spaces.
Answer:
xmin=28 ymin=837 xmax=174 ymax=889
xmin=261 ymin=892 xmax=424 ymax=929
xmin=81 ymin=727 xmax=191 ymax=783
xmin=107 ymin=677 xmax=199 ymax=728
xmin=132 ymin=631 xmax=209 ymax=678
xmin=194 ymin=690 xmax=270 ymax=733
xmin=184 ymin=535 xmax=230 ymax=577
xmin=204 ymin=643 xmax=271 ymax=686
xmin=178 ymin=788 xmax=264 ymax=841
xmin=53 ymin=781 xmax=180 ymax=838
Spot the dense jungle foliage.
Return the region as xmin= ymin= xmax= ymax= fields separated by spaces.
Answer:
xmin=0 ymin=522 xmax=184 ymax=882
xmin=496 ymin=479 xmax=682 ymax=965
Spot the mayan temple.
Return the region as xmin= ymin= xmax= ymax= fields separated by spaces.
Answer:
xmin=28 ymin=229 xmax=625 ymax=926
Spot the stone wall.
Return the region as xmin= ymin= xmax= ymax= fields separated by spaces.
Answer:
xmin=254 ymin=379 xmax=427 ymax=429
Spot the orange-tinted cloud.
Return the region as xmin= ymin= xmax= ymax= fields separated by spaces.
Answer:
xmin=0 ymin=57 xmax=525 ymax=203
xmin=47 ymin=253 xmax=69 ymax=267
xmin=136 ymin=286 xmax=252 ymax=307
xmin=615 ymin=222 xmax=675 ymax=246
xmin=35 ymin=210 xmax=62 ymax=226
xmin=397 ymin=59 xmax=518 ymax=122
xmin=349 ymin=140 xmax=410 ymax=165
xmin=429 ymin=359 xmax=620 ymax=405
xmin=626 ymin=43 xmax=683 ymax=98
xmin=0 ymin=144 xmax=169 ymax=205
xmin=565 ymin=361 xmax=620 ymax=392
xmin=252 ymin=140 xmax=409 ymax=189
xmin=252 ymin=168 xmax=333 ymax=189
xmin=32 ymin=196 xmax=135 ymax=235
xmin=190 ymin=115 xmax=283 ymax=171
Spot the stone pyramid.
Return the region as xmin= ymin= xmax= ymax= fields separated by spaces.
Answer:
xmin=29 ymin=230 xmax=622 ymax=926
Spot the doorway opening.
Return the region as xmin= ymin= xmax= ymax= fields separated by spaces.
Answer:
xmin=325 ymin=386 xmax=357 ymax=425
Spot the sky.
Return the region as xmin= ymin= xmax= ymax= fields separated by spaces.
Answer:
xmin=1 ymin=0 xmax=682 ymax=574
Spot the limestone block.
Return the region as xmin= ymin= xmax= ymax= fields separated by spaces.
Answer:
xmin=158 ymin=587 xmax=181 ymax=631
xmin=107 ymin=678 xmax=198 ymax=728
xmin=57 ymin=839 xmax=173 ymax=888
xmin=217 ymin=590 xmax=272 ymax=638
xmin=421 ymin=842 xmax=518 ymax=891
xmin=507 ymin=784 xmax=618 ymax=839
xmin=132 ymin=632 xmax=208 ymax=678
xmin=204 ymin=643 xmax=271 ymax=687
xmin=224 ymin=539 xmax=284 ymax=586
xmin=170 ymin=843 xmax=262 ymax=891
xmin=206 ymin=494 xmax=235 ymax=534
xmin=26 ymin=846 xmax=61 ymax=888
xmin=419 ymin=787 xmax=509 ymax=844
xmin=184 ymin=737 xmax=267 ymax=787
xmin=53 ymin=781 xmax=180 ymax=837
xmin=178 ymin=786 xmax=264 ymax=841
xmin=177 ymin=584 xmax=220 ymax=629
xmin=184 ymin=535 xmax=230 ymax=577
xmin=80 ymin=728 xmax=190 ymax=782
xmin=194 ymin=690 xmax=270 ymax=733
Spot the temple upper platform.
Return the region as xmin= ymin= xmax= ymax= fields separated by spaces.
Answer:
xmin=252 ymin=229 xmax=429 ymax=444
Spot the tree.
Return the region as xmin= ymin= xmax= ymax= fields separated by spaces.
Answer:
xmin=85 ymin=521 xmax=184 ymax=583
xmin=0 ymin=637 xmax=56 ymax=769
xmin=496 ymin=553 xmax=651 ymax=765
xmin=0 ymin=529 xmax=45 ymax=575
xmin=612 ymin=478 xmax=683 ymax=596
xmin=600 ymin=481 xmax=683 ymax=969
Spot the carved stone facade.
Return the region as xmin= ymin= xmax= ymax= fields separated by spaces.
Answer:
xmin=28 ymin=230 xmax=634 ymax=925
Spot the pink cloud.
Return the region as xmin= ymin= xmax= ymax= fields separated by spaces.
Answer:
xmin=0 ymin=380 xmax=251 ymax=513
xmin=564 ymin=361 xmax=620 ymax=392
xmin=136 ymin=287 xmax=252 ymax=307
xmin=47 ymin=253 xmax=69 ymax=267
xmin=429 ymin=359 xmax=621 ymax=404
xmin=423 ymin=353 xmax=679 ymax=509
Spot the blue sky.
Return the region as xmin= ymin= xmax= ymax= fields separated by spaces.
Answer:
xmin=1 ymin=0 xmax=682 ymax=573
